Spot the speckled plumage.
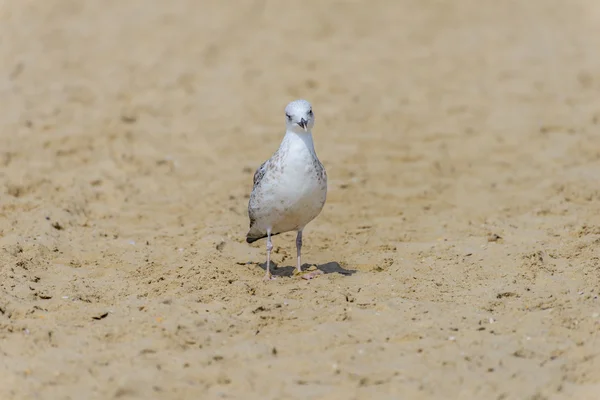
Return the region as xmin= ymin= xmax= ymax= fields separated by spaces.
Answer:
xmin=246 ymin=100 xmax=327 ymax=280
xmin=246 ymin=135 xmax=327 ymax=242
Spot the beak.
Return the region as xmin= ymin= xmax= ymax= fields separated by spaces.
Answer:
xmin=297 ymin=118 xmax=308 ymax=131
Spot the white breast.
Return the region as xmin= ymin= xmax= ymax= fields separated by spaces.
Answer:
xmin=250 ymin=131 xmax=327 ymax=234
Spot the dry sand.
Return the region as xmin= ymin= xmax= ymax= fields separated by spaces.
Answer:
xmin=1 ymin=0 xmax=600 ymax=399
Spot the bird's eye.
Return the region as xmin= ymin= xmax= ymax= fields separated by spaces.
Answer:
xmin=308 ymin=109 xmax=313 ymax=115
xmin=286 ymin=113 xmax=292 ymax=120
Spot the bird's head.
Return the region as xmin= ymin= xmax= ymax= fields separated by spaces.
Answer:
xmin=284 ymin=99 xmax=315 ymax=133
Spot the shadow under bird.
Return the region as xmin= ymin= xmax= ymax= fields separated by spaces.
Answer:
xmin=246 ymin=99 xmax=327 ymax=280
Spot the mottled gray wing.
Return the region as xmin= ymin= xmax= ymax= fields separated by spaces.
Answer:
xmin=247 ymin=159 xmax=269 ymax=237
xmin=252 ymin=160 xmax=269 ymax=189
xmin=315 ymin=158 xmax=327 ymax=182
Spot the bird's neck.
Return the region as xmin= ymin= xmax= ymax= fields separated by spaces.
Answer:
xmin=282 ymin=130 xmax=316 ymax=155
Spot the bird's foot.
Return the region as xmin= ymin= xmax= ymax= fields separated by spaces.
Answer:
xmin=301 ymin=270 xmax=323 ymax=280
xmin=263 ymin=272 xmax=276 ymax=281
xmin=294 ymin=265 xmax=323 ymax=280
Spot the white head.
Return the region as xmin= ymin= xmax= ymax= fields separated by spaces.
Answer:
xmin=285 ymin=99 xmax=315 ymax=133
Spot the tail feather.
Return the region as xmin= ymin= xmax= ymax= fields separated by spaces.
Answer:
xmin=246 ymin=231 xmax=281 ymax=244
xmin=246 ymin=234 xmax=265 ymax=244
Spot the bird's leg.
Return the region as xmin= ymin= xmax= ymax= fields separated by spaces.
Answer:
xmin=264 ymin=229 xmax=275 ymax=281
xmin=294 ymin=229 xmax=323 ymax=280
xmin=295 ymin=230 xmax=303 ymax=275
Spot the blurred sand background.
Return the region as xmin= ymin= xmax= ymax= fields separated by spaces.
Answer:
xmin=2 ymin=0 xmax=600 ymax=399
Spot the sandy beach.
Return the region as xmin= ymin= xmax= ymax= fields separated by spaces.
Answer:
xmin=1 ymin=0 xmax=600 ymax=398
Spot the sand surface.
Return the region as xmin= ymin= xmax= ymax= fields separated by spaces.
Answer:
xmin=2 ymin=1 xmax=600 ymax=399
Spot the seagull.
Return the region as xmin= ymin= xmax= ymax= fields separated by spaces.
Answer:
xmin=246 ymin=99 xmax=327 ymax=281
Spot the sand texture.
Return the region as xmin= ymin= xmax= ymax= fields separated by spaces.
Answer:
xmin=1 ymin=0 xmax=600 ymax=399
